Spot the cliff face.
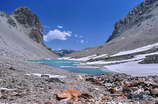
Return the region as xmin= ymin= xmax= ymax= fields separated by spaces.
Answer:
xmin=107 ymin=0 xmax=157 ymax=42
xmin=13 ymin=7 xmax=43 ymax=44
xmin=0 ymin=7 xmax=58 ymax=59
xmin=67 ymin=0 xmax=158 ymax=58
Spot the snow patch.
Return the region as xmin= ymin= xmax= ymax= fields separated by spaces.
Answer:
xmin=0 ymin=88 xmax=16 ymax=91
xmin=105 ymin=61 xmax=158 ymax=76
xmin=93 ymin=54 xmax=108 ymax=59
xmin=112 ymin=43 xmax=158 ymax=57
xmin=25 ymin=73 xmax=66 ymax=79
xmin=59 ymin=54 xmax=108 ymax=61
xmin=59 ymin=55 xmax=97 ymax=61
xmin=83 ymin=52 xmax=158 ymax=65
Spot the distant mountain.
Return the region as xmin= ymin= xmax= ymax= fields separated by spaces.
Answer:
xmin=0 ymin=7 xmax=58 ymax=59
xmin=67 ymin=0 xmax=158 ymax=58
xmin=55 ymin=49 xmax=75 ymax=57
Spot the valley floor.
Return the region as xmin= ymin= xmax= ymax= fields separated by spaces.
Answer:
xmin=0 ymin=56 xmax=158 ymax=104
xmin=0 ymin=56 xmax=107 ymax=104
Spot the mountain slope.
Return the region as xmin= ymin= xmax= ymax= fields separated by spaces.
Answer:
xmin=67 ymin=0 xmax=158 ymax=58
xmin=0 ymin=7 xmax=58 ymax=59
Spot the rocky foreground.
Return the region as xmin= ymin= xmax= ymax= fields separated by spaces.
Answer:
xmin=83 ymin=74 xmax=158 ymax=104
xmin=0 ymin=57 xmax=158 ymax=104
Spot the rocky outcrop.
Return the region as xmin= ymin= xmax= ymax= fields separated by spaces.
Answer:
xmin=13 ymin=7 xmax=43 ymax=44
xmin=28 ymin=28 xmax=43 ymax=44
xmin=0 ymin=12 xmax=17 ymax=27
xmin=139 ymin=54 xmax=158 ymax=64
xmin=84 ymin=73 xmax=158 ymax=103
xmin=0 ymin=7 xmax=58 ymax=59
xmin=1 ymin=7 xmax=44 ymax=44
xmin=106 ymin=0 xmax=157 ymax=42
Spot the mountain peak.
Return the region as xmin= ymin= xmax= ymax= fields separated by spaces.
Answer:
xmin=13 ymin=7 xmax=43 ymax=44
xmin=106 ymin=0 xmax=157 ymax=42
xmin=13 ymin=7 xmax=42 ymax=29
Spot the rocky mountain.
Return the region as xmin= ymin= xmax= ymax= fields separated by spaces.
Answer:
xmin=0 ymin=4 xmax=158 ymax=104
xmin=106 ymin=0 xmax=156 ymax=42
xmin=13 ymin=7 xmax=44 ymax=44
xmin=0 ymin=7 xmax=58 ymax=59
xmin=67 ymin=0 xmax=158 ymax=58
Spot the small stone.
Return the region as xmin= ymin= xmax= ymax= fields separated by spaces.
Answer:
xmin=77 ymin=75 xmax=85 ymax=81
xmin=9 ymin=67 xmax=16 ymax=71
xmin=143 ymin=101 xmax=155 ymax=104
xmin=101 ymin=96 xmax=112 ymax=101
xmin=151 ymin=88 xmax=158 ymax=96
xmin=133 ymin=88 xmax=144 ymax=94
xmin=56 ymin=88 xmax=81 ymax=101
xmin=44 ymin=102 xmax=53 ymax=104
xmin=41 ymin=74 xmax=50 ymax=78
xmin=47 ymin=78 xmax=64 ymax=83
xmin=80 ymin=93 xmax=93 ymax=99
xmin=104 ymin=83 xmax=113 ymax=87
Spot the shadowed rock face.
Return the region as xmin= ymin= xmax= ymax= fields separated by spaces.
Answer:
xmin=106 ymin=0 xmax=157 ymax=42
xmin=139 ymin=54 xmax=158 ymax=64
xmin=0 ymin=11 xmax=17 ymax=27
xmin=13 ymin=7 xmax=43 ymax=44
xmin=29 ymin=29 xmax=43 ymax=44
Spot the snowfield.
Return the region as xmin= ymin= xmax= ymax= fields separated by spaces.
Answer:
xmin=59 ymin=54 xmax=108 ymax=61
xmin=105 ymin=61 xmax=158 ymax=76
xmin=61 ymin=42 xmax=158 ymax=62
xmin=63 ymin=43 xmax=158 ymax=76
xmin=84 ymin=52 xmax=158 ymax=76
xmin=82 ymin=52 xmax=158 ymax=65
xmin=112 ymin=42 xmax=158 ymax=57
xmin=58 ymin=55 xmax=97 ymax=61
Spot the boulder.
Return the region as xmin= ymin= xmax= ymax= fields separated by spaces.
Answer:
xmin=56 ymin=89 xmax=81 ymax=101
xmin=150 ymin=88 xmax=158 ymax=96
xmin=47 ymin=78 xmax=64 ymax=83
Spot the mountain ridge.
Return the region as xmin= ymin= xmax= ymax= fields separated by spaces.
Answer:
xmin=106 ymin=0 xmax=157 ymax=42
xmin=12 ymin=7 xmax=44 ymax=44
xmin=66 ymin=0 xmax=158 ymax=58
xmin=55 ymin=49 xmax=75 ymax=57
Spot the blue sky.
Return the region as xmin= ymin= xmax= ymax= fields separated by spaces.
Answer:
xmin=0 ymin=0 xmax=143 ymax=50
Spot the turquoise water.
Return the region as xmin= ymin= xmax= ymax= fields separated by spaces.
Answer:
xmin=27 ymin=59 xmax=110 ymax=75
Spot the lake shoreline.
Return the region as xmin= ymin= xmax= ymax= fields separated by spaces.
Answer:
xmin=0 ymin=56 xmax=158 ymax=103
xmin=27 ymin=59 xmax=110 ymax=75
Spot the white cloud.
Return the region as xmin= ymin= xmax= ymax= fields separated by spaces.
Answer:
xmin=57 ymin=25 xmax=63 ymax=29
xmin=80 ymin=39 xmax=85 ymax=44
xmin=44 ymin=29 xmax=72 ymax=41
